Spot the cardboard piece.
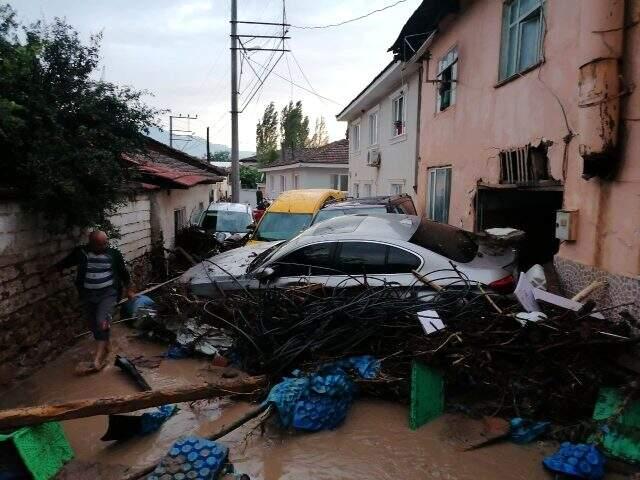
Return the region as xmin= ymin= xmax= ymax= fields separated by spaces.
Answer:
xmin=418 ymin=310 xmax=446 ymax=335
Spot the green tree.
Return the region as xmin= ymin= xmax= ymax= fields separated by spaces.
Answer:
xmin=240 ymin=165 xmax=262 ymax=189
xmin=0 ymin=5 xmax=160 ymax=232
xmin=256 ymin=102 xmax=279 ymax=165
xmin=280 ymin=100 xmax=309 ymax=153
xmin=308 ymin=116 xmax=329 ymax=148
xmin=211 ymin=150 xmax=230 ymax=162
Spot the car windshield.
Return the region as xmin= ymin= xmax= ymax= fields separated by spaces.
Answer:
xmin=254 ymin=212 xmax=313 ymax=241
xmin=312 ymin=207 xmax=387 ymax=224
xmin=200 ymin=211 xmax=252 ymax=233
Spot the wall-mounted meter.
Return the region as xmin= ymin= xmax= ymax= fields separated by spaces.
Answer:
xmin=556 ymin=209 xmax=578 ymax=241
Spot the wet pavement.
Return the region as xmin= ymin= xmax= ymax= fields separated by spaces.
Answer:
xmin=0 ymin=326 xmax=578 ymax=479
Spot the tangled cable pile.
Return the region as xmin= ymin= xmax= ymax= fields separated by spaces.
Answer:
xmin=192 ymin=268 xmax=638 ymax=423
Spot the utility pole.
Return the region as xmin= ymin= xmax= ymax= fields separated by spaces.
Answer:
xmin=229 ymin=0 xmax=290 ymax=202
xmin=230 ymin=0 xmax=240 ymax=202
xmin=206 ymin=127 xmax=211 ymax=162
xmin=169 ymin=114 xmax=198 ymax=150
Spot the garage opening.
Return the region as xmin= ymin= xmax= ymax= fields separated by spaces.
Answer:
xmin=476 ymin=187 xmax=563 ymax=270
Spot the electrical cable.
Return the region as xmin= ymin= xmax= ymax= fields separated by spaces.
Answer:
xmin=291 ymin=0 xmax=408 ymax=29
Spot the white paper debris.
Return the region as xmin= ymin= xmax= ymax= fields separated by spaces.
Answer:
xmin=418 ymin=310 xmax=446 ymax=335
xmin=485 ymin=227 xmax=519 ymax=236
xmin=514 ymin=273 xmax=541 ymax=312
xmin=515 ymin=311 xmax=548 ymax=326
xmin=525 ymin=264 xmax=547 ymax=291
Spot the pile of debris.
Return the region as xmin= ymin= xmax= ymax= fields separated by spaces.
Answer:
xmin=188 ymin=268 xmax=638 ymax=425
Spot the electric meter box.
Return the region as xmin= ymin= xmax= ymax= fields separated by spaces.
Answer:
xmin=556 ymin=209 xmax=578 ymax=241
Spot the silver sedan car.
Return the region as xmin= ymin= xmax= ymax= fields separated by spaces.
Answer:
xmin=182 ymin=214 xmax=518 ymax=298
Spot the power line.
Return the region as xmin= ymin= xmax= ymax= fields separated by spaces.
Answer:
xmin=289 ymin=50 xmax=321 ymax=100
xmin=244 ymin=55 xmax=341 ymax=104
xmin=291 ymin=0 xmax=408 ymax=29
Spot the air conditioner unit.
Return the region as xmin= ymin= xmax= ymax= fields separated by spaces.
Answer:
xmin=367 ymin=148 xmax=381 ymax=167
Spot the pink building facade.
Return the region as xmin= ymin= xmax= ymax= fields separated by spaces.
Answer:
xmin=396 ymin=0 xmax=639 ymax=311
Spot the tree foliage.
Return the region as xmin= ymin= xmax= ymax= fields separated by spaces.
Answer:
xmin=280 ymin=100 xmax=309 ymax=153
xmin=0 ymin=5 xmax=160 ymax=232
xmin=240 ymin=165 xmax=262 ymax=189
xmin=211 ymin=150 xmax=230 ymax=162
xmin=256 ymin=102 xmax=279 ymax=165
xmin=308 ymin=116 xmax=329 ymax=148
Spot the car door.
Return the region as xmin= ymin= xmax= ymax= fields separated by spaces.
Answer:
xmin=324 ymin=241 xmax=423 ymax=289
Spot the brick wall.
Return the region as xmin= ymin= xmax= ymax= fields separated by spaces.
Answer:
xmin=0 ymin=194 xmax=153 ymax=385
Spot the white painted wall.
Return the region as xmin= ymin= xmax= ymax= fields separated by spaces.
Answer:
xmin=263 ymin=165 xmax=349 ymax=200
xmin=347 ymin=69 xmax=420 ymax=199
xmin=150 ymin=184 xmax=215 ymax=249
xmin=239 ymin=188 xmax=258 ymax=207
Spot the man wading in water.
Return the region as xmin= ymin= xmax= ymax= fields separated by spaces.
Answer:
xmin=50 ymin=230 xmax=135 ymax=373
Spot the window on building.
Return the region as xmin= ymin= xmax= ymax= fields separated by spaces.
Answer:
xmin=331 ymin=174 xmax=349 ymax=191
xmin=390 ymin=183 xmax=403 ymax=195
xmin=427 ymin=167 xmax=452 ymax=224
xmin=368 ymin=111 xmax=378 ymax=145
xmin=363 ymin=184 xmax=372 ymax=197
xmin=392 ymin=94 xmax=405 ymax=136
xmin=353 ymin=183 xmax=360 ymax=198
xmin=499 ymin=0 xmax=545 ymax=80
xmin=437 ymin=47 xmax=458 ymax=111
xmin=268 ymin=175 xmax=274 ymax=192
xmin=351 ymin=123 xmax=360 ymax=151
xmin=174 ymin=207 xmax=186 ymax=237
xmin=279 ymin=175 xmax=286 ymax=192
xmin=294 ymin=174 xmax=300 ymax=189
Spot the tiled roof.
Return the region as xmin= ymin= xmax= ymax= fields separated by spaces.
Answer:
xmin=123 ymin=138 xmax=225 ymax=188
xmin=265 ymin=139 xmax=349 ymax=168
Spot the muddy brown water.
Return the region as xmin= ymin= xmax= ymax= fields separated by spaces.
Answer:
xmin=0 ymin=326 xmax=585 ymax=479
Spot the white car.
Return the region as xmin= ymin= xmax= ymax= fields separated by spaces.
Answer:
xmin=193 ymin=202 xmax=253 ymax=242
xmin=182 ymin=214 xmax=518 ymax=298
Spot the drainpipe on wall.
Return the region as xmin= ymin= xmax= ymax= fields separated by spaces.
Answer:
xmin=577 ymin=0 xmax=625 ymax=179
xmin=413 ymin=64 xmax=423 ymax=196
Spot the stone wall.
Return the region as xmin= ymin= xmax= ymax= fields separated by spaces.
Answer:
xmin=555 ymin=256 xmax=640 ymax=320
xmin=0 ymin=195 xmax=153 ymax=385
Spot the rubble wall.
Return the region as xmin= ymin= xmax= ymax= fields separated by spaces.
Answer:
xmin=0 ymin=195 xmax=152 ymax=385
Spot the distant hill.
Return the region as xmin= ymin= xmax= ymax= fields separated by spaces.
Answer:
xmin=146 ymin=127 xmax=254 ymax=160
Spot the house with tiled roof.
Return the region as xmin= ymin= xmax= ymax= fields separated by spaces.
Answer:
xmin=259 ymin=139 xmax=349 ymax=199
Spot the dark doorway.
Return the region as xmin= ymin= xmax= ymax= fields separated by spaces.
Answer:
xmin=476 ymin=188 xmax=563 ymax=269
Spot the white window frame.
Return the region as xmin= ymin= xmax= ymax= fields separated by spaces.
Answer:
xmin=368 ymin=111 xmax=379 ymax=146
xmin=391 ymin=94 xmax=406 ymax=137
xmin=436 ymin=46 xmax=458 ymax=112
xmin=427 ymin=166 xmax=452 ymax=224
xmin=279 ymin=175 xmax=286 ymax=193
xmin=351 ymin=123 xmax=361 ymax=152
xmin=353 ymin=183 xmax=360 ymax=198
xmin=331 ymin=174 xmax=349 ymax=191
xmin=390 ymin=183 xmax=403 ymax=195
xmin=363 ymin=183 xmax=372 ymax=197
xmin=294 ymin=174 xmax=300 ymax=189
xmin=499 ymin=0 xmax=545 ymax=81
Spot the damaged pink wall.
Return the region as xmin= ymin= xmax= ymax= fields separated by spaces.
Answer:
xmin=416 ymin=0 xmax=640 ymax=280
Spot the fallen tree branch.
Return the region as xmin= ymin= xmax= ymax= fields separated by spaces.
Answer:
xmin=0 ymin=376 xmax=265 ymax=430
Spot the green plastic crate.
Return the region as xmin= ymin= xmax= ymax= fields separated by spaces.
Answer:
xmin=409 ymin=361 xmax=444 ymax=430
xmin=0 ymin=422 xmax=74 ymax=480
xmin=592 ymin=387 xmax=640 ymax=463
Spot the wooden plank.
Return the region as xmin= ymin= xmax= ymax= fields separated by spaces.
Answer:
xmin=0 ymin=376 xmax=265 ymax=430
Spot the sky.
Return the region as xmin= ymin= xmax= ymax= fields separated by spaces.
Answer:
xmin=11 ymin=0 xmax=421 ymax=153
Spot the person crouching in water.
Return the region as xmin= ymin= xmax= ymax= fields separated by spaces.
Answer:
xmin=51 ymin=230 xmax=135 ymax=373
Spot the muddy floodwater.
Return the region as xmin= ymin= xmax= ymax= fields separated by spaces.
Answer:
xmin=1 ymin=326 xmax=574 ymax=479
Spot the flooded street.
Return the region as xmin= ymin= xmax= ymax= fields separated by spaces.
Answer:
xmin=1 ymin=326 xmax=562 ymax=479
